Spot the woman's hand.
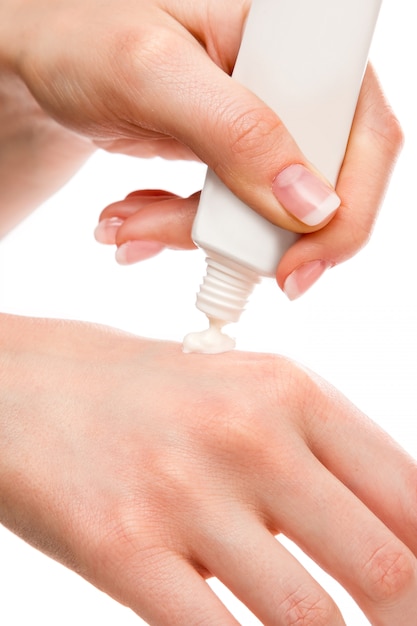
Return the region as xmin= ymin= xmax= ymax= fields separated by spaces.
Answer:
xmin=1 ymin=313 xmax=416 ymax=625
xmin=94 ymin=64 xmax=403 ymax=298
xmin=1 ymin=1 xmax=402 ymax=270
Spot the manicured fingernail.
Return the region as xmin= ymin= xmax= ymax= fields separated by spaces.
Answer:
xmin=283 ymin=260 xmax=331 ymax=300
xmin=94 ymin=217 xmax=124 ymax=244
xmin=272 ymin=164 xmax=341 ymax=226
xmin=115 ymin=241 xmax=165 ymax=265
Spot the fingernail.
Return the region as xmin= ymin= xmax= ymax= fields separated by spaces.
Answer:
xmin=94 ymin=217 xmax=124 ymax=244
xmin=283 ymin=260 xmax=331 ymax=300
xmin=272 ymin=164 xmax=341 ymax=226
xmin=115 ymin=241 xmax=165 ymax=265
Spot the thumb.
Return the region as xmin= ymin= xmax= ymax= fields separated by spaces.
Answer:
xmin=135 ymin=35 xmax=340 ymax=234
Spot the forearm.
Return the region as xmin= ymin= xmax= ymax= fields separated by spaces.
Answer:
xmin=0 ymin=73 xmax=94 ymax=238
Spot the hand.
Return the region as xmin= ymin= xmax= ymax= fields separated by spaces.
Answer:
xmin=94 ymin=64 xmax=403 ymax=298
xmin=1 ymin=1 xmax=402 ymax=258
xmin=1 ymin=314 xmax=416 ymax=625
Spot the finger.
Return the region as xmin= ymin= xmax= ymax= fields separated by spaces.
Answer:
xmin=299 ymin=372 xmax=417 ymax=556
xmin=262 ymin=449 xmax=417 ymax=624
xmin=115 ymin=193 xmax=198 ymax=250
xmin=99 ymin=549 xmax=241 ymax=626
xmin=98 ymin=189 xmax=178 ymax=224
xmin=94 ymin=190 xmax=188 ymax=247
xmin=193 ymin=510 xmax=346 ymax=625
xmin=95 ymin=191 xmax=198 ymax=264
xmin=276 ymin=65 xmax=404 ymax=299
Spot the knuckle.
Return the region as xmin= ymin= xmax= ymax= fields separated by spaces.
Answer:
xmin=218 ymin=357 xmax=307 ymax=452
xmin=143 ymin=447 xmax=198 ymax=511
xmin=376 ymin=104 xmax=404 ymax=156
xmin=362 ymin=540 xmax=416 ymax=603
xmin=333 ymin=209 xmax=374 ymax=261
xmin=133 ymin=27 xmax=177 ymax=72
xmin=278 ymin=586 xmax=339 ymax=626
xmin=226 ymin=104 xmax=284 ymax=161
xmin=198 ymin=355 xmax=296 ymax=448
xmin=364 ymin=96 xmax=404 ymax=159
xmin=201 ymin=397 xmax=268 ymax=458
xmin=268 ymin=355 xmax=323 ymax=421
xmin=90 ymin=511 xmax=147 ymax=580
xmin=183 ymin=353 xmax=311 ymax=489
xmin=361 ymin=67 xmax=404 ymax=158
xmin=102 ymin=29 xmax=142 ymax=84
xmin=99 ymin=516 xmax=140 ymax=559
xmin=109 ymin=26 xmax=178 ymax=91
xmin=91 ymin=499 xmax=171 ymax=579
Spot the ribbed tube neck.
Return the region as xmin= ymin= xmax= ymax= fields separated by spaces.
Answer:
xmin=195 ymin=254 xmax=260 ymax=324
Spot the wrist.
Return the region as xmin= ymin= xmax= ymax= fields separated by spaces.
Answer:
xmin=0 ymin=74 xmax=94 ymax=236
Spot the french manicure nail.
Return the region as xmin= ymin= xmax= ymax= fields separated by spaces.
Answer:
xmin=283 ymin=260 xmax=331 ymax=300
xmin=115 ymin=241 xmax=165 ymax=265
xmin=272 ymin=164 xmax=341 ymax=226
xmin=94 ymin=217 xmax=124 ymax=244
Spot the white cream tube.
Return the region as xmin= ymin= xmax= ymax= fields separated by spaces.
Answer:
xmin=183 ymin=0 xmax=382 ymax=354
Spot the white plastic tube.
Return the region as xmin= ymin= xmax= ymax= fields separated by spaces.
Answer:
xmin=184 ymin=0 xmax=382 ymax=353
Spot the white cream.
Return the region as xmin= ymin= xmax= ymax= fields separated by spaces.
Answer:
xmin=182 ymin=319 xmax=235 ymax=354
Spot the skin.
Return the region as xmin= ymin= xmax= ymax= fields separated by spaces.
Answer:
xmin=0 ymin=1 xmax=415 ymax=624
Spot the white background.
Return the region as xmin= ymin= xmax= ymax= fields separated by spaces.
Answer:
xmin=0 ymin=0 xmax=416 ymax=623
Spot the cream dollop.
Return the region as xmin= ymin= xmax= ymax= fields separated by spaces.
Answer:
xmin=182 ymin=319 xmax=235 ymax=354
